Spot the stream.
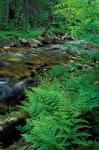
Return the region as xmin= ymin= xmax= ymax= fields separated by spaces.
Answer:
xmin=0 ymin=43 xmax=73 ymax=149
xmin=0 ymin=45 xmax=68 ymax=103
xmin=0 ymin=42 xmax=99 ymax=149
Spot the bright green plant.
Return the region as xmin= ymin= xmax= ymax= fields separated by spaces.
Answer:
xmin=54 ymin=0 xmax=99 ymax=42
xmin=21 ymin=84 xmax=91 ymax=150
xmin=20 ymin=65 xmax=99 ymax=150
xmin=0 ymin=28 xmax=44 ymax=40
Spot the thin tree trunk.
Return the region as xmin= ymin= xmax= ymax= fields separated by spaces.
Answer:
xmin=22 ymin=0 xmax=29 ymax=30
xmin=3 ymin=0 xmax=9 ymax=23
xmin=37 ymin=0 xmax=40 ymax=27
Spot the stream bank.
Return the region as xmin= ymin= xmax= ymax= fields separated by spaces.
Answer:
xmin=0 ymin=36 xmax=99 ymax=149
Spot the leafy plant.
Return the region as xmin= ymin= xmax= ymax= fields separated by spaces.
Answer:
xmin=20 ymin=65 xmax=99 ymax=150
xmin=54 ymin=0 xmax=99 ymax=43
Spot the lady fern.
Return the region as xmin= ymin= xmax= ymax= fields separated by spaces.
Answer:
xmin=20 ymin=65 xmax=98 ymax=150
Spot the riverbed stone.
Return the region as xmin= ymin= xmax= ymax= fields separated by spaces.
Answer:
xmin=0 ymin=110 xmax=26 ymax=149
xmin=28 ymin=39 xmax=42 ymax=47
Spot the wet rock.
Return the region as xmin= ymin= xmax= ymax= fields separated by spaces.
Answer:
xmin=28 ymin=39 xmax=42 ymax=47
xmin=37 ymin=36 xmax=44 ymax=43
xmin=61 ymin=34 xmax=75 ymax=41
xmin=0 ymin=77 xmax=12 ymax=102
xmin=0 ymin=111 xmax=25 ymax=132
xmin=0 ymin=78 xmax=36 ymax=104
xmin=0 ymin=43 xmax=5 ymax=49
xmin=13 ymin=79 xmax=36 ymax=93
xmin=42 ymin=35 xmax=63 ymax=44
xmin=0 ymin=41 xmax=12 ymax=50
xmin=11 ymin=38 xmax=21 ymax=47
xmin=19 ymin=38 xmax=28 ymax=44
xmin=0 ymin=111 xmax=26 ymax=149
xmin=0 ymin=77 xmax=10 ymax=85
xmin=0 ymin=61 xmax=9 ymax=68
xmin=47 ymin=44 xmax=65 ymax=51
xmin=18 ymin=38 xmax=42 ymax=48
xmin=0 ymin=85 xmax=12 ymax=102
xmin=3 ymin=46 xmax=11 ymax=50
xmin=18 ymin=38 xmax=29 ymax=47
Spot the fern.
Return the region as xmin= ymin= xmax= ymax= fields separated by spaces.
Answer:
xmin=20 ymin=65 xmax=99 ymax=150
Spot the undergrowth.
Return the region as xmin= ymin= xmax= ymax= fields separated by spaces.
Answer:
xmin=54 ymin=0 xmax=99 ymax=43
xmin=20 ymin=65 xmax=99 ymax=150
xmin=0 ymin=28 xmax=44 ymax=40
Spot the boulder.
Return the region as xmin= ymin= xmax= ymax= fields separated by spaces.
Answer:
xmin=0 ymin=78 xmax=35 ymax=104
xmin=0 ymin=111 xmax=25 ymax=132
xmin=28 ymin=39 xmax=42 ymax=47
xmin=0 ymin=111 xmax=26 ymax=149
xmin=0 ymin=37 xmax=43 ymax=48
xmin=17 ymin=38 xmax=42 ymax=48
xmin=37 ymin=36 xmax=44 ymax=42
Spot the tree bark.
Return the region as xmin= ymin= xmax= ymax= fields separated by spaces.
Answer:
xmin=22 ymin=0 xmax=29 ymax=30
xmin=4 ymin=0 xmax=9 ymax=23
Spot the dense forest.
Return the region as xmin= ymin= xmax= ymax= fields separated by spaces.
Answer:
xmin=0 ymin=0 xmax=50 ymax=29
xmin=0 ymin=0 xmax=99 ymax=150
xmin=0 ymin=0 xmax=98 ymax=41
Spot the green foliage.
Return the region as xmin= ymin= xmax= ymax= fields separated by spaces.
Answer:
xmin=0 ymin=0 xmax=98 ymax=43
xmin=48 ymin=65 xmax=66 ymax=77
xmin=20 ymin=65 xmax=99 ymax=150
xmin=82 ymin=50 xmax=99 ymax=61
xmin=54 ymin=0 xmax=99 ymax=43
xmin=47 ymin=22 xmax=66 ymax=36
xmin=0 ymin=0 xmax=50 ymax=30
xmin=0 ymin=28 xmax=44 ymax=40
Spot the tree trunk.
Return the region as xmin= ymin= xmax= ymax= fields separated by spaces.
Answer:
xmin=22 ymin=0 xmax=29 ymax=30
xmin=4 ymin=0 xmax=9 ymax=23
xmin=37 ymin=0 xmax=40 ymax=27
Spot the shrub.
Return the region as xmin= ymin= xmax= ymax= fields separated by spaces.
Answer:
xmin=54 ymin=0 xmax=99 ymax=43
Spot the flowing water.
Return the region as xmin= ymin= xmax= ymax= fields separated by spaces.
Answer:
xmin=0 ymin=43 xmax=99 ymax=149
xmin=0 ymin=44 xmax=72 ymax=148
xmin=0 ymin=45 xmax=69 ymax=103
